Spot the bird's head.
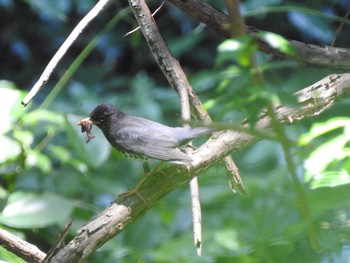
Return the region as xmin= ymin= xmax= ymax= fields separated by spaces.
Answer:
xmin=89 ymin=103 xmax=117 ymax=125
xmin=78 ymin=103 xmax=116 ymax=124
xmin=77 ymin=103 xmax=119 ymax=142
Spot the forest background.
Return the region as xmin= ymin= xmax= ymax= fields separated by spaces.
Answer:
xmin=1 ymin=0 xmax=350 ymax=262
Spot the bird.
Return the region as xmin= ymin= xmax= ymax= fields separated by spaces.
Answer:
xmin=77 ymin=103 xmax=211 ymax=165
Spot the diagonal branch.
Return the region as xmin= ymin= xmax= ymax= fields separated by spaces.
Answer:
xmin=47 ymin=73 xmax=350 ymax=263
xmin=0 ymin=229 xmax=45 ymax=263
xmin=21 ymin=0 xmax=111 ymax=107
xmin=127 ymin=0 xmax=204 ymax=255
xmin=127 ymin=0 xmax=245 ymax=194
xmin=168 ymin=0 xmax=350 ymax=70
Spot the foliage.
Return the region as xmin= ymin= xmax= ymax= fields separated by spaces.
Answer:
xmin=1 ymin=0 xmax=350 ymax=262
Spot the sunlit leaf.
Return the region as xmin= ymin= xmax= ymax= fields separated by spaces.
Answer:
xmin=0 ymin=136 xmax=21 ymax=163
xmin=257 ymin=32 xmax=296 ymax=56
xmin=26 ymin=150 xmax=52 ymax=173
xmin=299 ymin=118 xmax=350 ymax=145
xmin=13 ymin=130 xmax=34 ymax=150
xmin=0 ymin=83 xmax=26 ymax=134
xmin=217 ymin=36 xmax=257 ymax=68
xmin=203 ymin=99 xmax=217 ymax=110
xmin=48 ymin=145 xmax=71 ymax=163
xmin=0 ymin=192 xmax=76 ymax=228
xmin=304 ymin=134 xmax=347 ymax=179
xmin=0 ymin=246 xmax=25 ymax=263
xmin=308 ymin=171 xmax=350 ymax=189
xmin=22 ymin=109 xmax=65 ymax=125
xmin=301 ymin=118 xmax=350 ymax=188
xmin=214 ymin=229 xmax=240 ymax=250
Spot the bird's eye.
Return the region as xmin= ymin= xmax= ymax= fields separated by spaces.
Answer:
xmin=99 ymin=117 xmax=104 ymax=123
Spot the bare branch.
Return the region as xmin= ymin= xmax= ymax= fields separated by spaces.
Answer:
xmin=21 ymin=0 xmax=111 ymax=107
xmin=331 ymin=5 xmax=350 ymax=46
xmin=168 ymin=0 xmax=350 ymax=70
xmin=123 ymin=1 xmax=165 ymax=37
xmin=0 ymin=229 xmax=46 ymax=263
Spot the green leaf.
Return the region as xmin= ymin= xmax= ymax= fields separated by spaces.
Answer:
xmin=25 ymin=150 xmax=52 ymax=173
xmin=22 ymin=109 xmax=65 ymax=125
xmin=299 ymin=117 xmax=350 ymax=146
xmin=217 ymin=36 xmax=257 ymax=68
xmin=13 ymin=130 xmax=34 ymax=150
xmin=304 ymin=134 xmax=347 ymax=176
xmin=257 ymin=32 xmax=297 ymax=56
xmin=48 ymin=145 xmax=71 ymax=163
xmin=0 ymin=83 xmax=26 ymax=134
xmin=214 ymin=229 xmax=240 ymax=251
xmin=0 ymin=136 xmax=21 ymax=163
xmin=308 ymin=171 xmax=350 ymax=189
xmin=307 ymin=184 xmax=350 ymax=212
xmin=300 ymin=118 xmax=350 ymax=188
xmin=0 ymin=245 xmax=25 ymax=263
xmin=0 ymin=192 xmax=76 ymax=228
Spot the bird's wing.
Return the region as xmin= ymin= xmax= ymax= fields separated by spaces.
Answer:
xmin=114 ymin=127 xmax=192 ymax=163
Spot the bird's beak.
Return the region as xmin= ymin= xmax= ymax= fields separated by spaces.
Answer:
xmin=77 ymin=117 xmax=95 ymax=125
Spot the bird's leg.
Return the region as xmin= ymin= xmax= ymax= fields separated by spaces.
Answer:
xmin=142 ymin=162 xmax=151 ymax=173
xmin=117 ymin=161 xmax=164 ymax=202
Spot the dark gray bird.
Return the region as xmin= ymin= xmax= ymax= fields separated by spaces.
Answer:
xmin=77 ymin=103 xmax=211 ymax=165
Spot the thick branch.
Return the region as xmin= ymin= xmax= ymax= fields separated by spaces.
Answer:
xmin=49 ymin=73 xmax=350 ymax=263
xmin=168 ymin=0 xmax=350 ymax=70
xmin=127 ymin=0 xmax=208 ymax=120
xmin=0 ymin=229 xmax=46 ymax=263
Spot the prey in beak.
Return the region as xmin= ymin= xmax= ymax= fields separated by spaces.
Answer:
xmin=77 ymin=117 xmax=95 ymax=143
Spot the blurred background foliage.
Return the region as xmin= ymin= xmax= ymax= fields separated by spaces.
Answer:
xmin=1 ymin=0 xmax=350 ymax=262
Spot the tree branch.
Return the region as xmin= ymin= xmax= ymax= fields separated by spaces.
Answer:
xmin=0 ymin=229 xmax=46 ymax=263
xmin=168 ymin=0 xmax=350 ymax=70
xmin=47 ymin=73 xmax=350 ymax=263
xmin=21 ymin=0 xmax=111 ymax=107
xmin=127 ymin=0 xmax=246 ymax=196
xmin=127 ymin=0 xmax=204 ymax=254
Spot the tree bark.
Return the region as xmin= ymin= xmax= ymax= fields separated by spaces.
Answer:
xmin=168 ymin=0 xmax=350 ymax=70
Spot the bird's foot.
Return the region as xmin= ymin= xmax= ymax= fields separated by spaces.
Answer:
xmin=117 ymin=187 xmax=145 ymax=202
xmin=117 ymin=162 xmax=164 ymax=203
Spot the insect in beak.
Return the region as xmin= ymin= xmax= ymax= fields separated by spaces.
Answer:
xmin=77 ymin=117 xmax=95 ymax=143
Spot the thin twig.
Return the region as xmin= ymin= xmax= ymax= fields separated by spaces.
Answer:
xmin=223 ymin=155 xmax=247 ymax=195
xmin=179 ymin=85 xmax=203 ymax=256
xmin=189 ymin=177 xmax=202 ymax=255
xmin=39 ymin=7 xmax=130 ymax=109
xmin=331 ymin=5 xmax=350 ymax=46
xmin=123 ymin=1 xmax=165 ymax=37
xmin=21 ymin=0 xmax=111 ymax=107
xmin=43 ymin=220 xmax=73 ymax=263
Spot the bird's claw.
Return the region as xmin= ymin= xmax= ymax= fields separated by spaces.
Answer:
xmin=117 ymin=188 xmax=145 ymax=203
